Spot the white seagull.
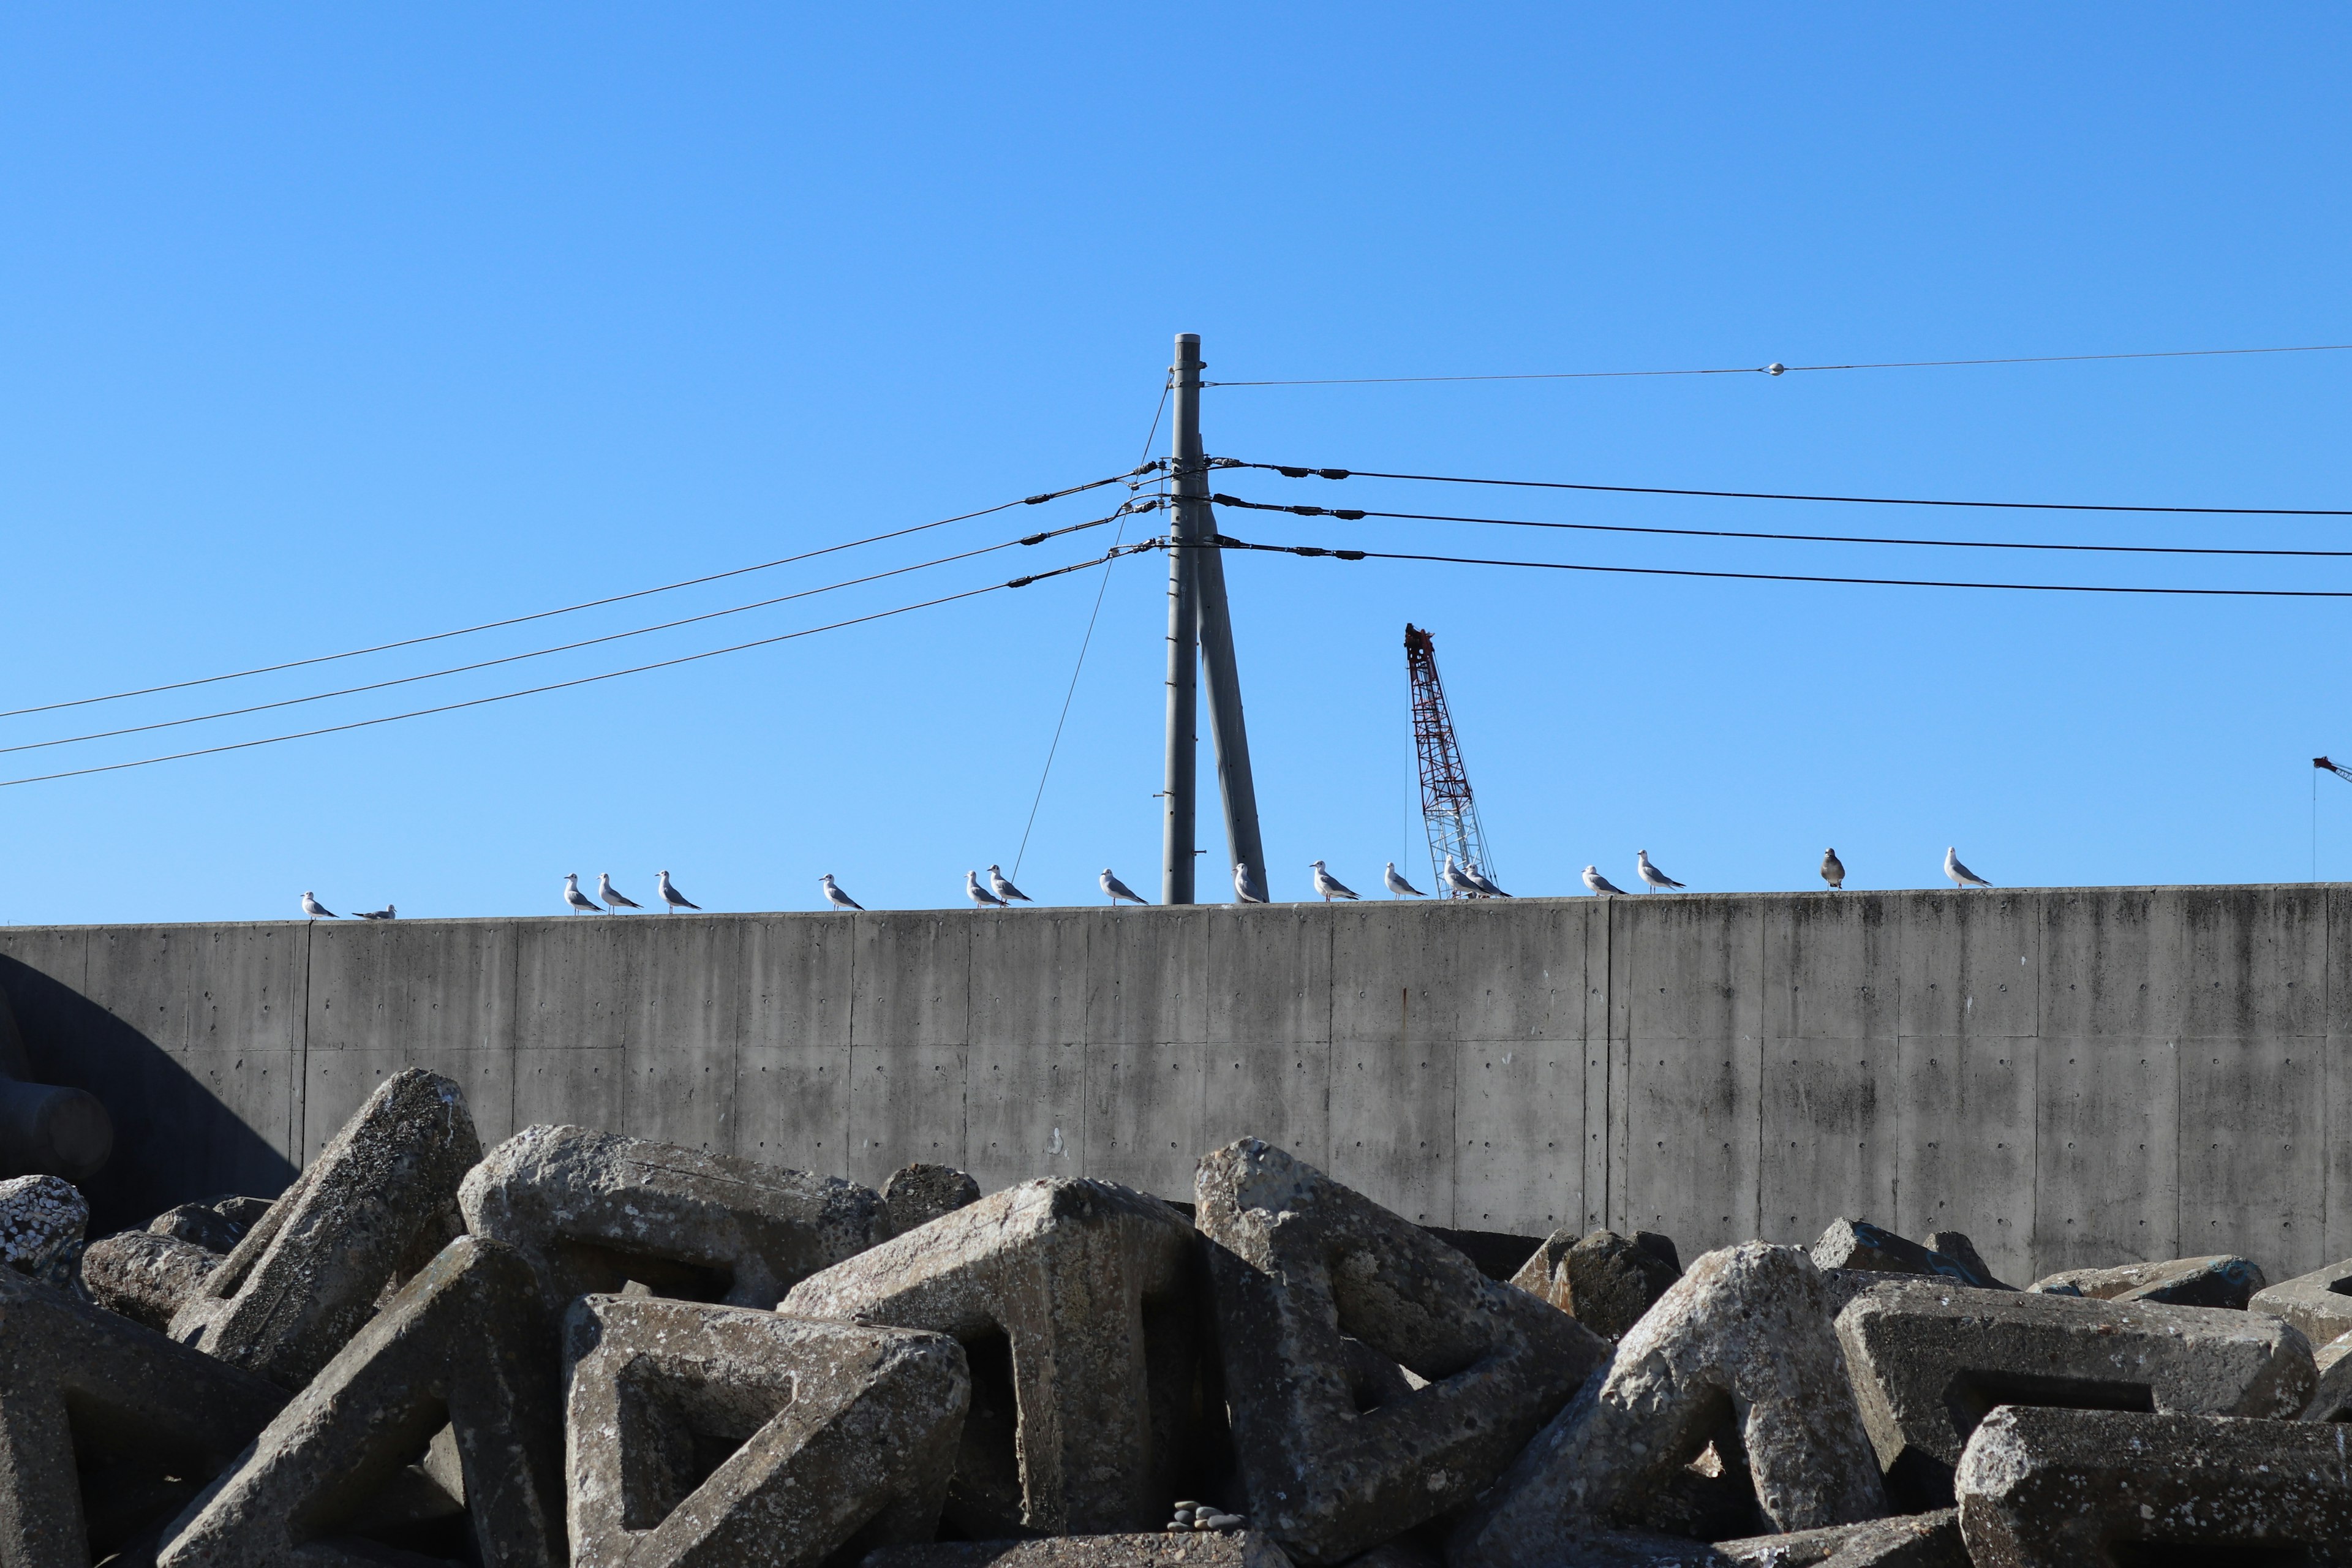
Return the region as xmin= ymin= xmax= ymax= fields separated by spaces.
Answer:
xmin=1466 ymin=862 xmax=1512 ymax=898
xmin=966 ymin=871 xmax=1006 ymax=908
xmin=1583 ymin=865 xmax=1629 ymax=896
xmin=1382 ymin=861 xmax=1427 ymax=898
xmin=598 ymin=873 xmax=643 ymax=911
xmin=1100 ymin=869 xmax=1148 ymax=906
xmin=300 ymin=891 xmax=339 ymax=920
xmin=1440 ymin=854 xmax=1482 ymax=897
xmin=1233 ymin=862 xmax=1268 ymax=904
xmin=655 ymin=870 xmax=701 ymax=912
xmin=354 ymin=904 xmax=397 ymax=921
xmin=1310 ymin=861 xmax=1360 ymax=902
xmin=562 ymin=874 xmax=600 ymax=914
xmin=1944 ymin=847 xmax=1993 ymax=889
xmin=1820 ymin=849 xmax=1845 ymax=891
xmin=1635 ymin=851 xmax=1686 ymax=892
xmin=820 ymin=873 xmax=864 ymax=911
xmin=987 ymin=865 xmax=1032 ymax=905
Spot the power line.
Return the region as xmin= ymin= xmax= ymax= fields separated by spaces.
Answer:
xmin=0 ymin=508 xmax=1137 ymax=759
xmin=0 ymin=547 xmax=1148 ymax=790
xmin=0 ymin=468 xmax=1152 ymax=723
xmin=1223 ymin=462 xmax=2352 ymax=518
xmin=1202 ymin=341 xmax=2352 ymax=387
xmin=1208 ymin=494 xmax=2352 ymax=559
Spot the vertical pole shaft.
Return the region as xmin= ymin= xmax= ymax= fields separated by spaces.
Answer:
xmin=1194 ymin=512 xmax=1267 ymax=900
xmin=1161 ymin=334 xmax=1203 ymax=905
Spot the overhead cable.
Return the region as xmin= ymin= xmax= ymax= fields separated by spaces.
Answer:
xmin=0 ymin=467 xmax=1154 ymax=723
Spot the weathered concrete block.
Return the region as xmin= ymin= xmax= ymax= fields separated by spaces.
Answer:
xmin=1716 ymin=1509 xmax=1964 ymax=1566
xmin=1506 ymin=1228 xmax=1682 ymax=1339
xmin=81 ymin=1230 xmax=222 ymax=1332
xmin=1921 ymin=1232 xmax=2006 ymax=1292
xmin=168 ymin=1068 xmax=481 ymax=1389
xmin=862 ymin=1534 xmax=1295 ymax=1568
xmin=157 ymin=1234 xmax=566 ymax=1568
xmin=1811 ymin=1220 xmax=1999 ymax=1291
xmin=882 ymin=1162 xmax=982 ymax=1238
xmin=2301 ymin=1329 xmax=2352 ymax=1419
xmin=2028 ymin=1252 xmax=2265 ymax=1308
xmin=1956 ymin=1406 xmax=2352 ymax=1565
xmin=1835 ymin=1277 xmax=2316 ymax=1507
xmin=1450 ymin=1245 xmax=1885 ymax=1568
xmin=783 ymin=1177 xmax=1197 ymax=1539
xmin=0 ymin=1263 xmax=285 ymax=1566
xmin=2250 ymin=1256 xmax=2352 ymax=1346
xmin=149 ymin=1195 xmax=270 ymax=1256
xmin=1191 ymin=1140 xmax=1606 ymax=1566
xmin=565 ymin=1294 xmax=967 ymax=1568
xmin=0 ymin=1174 xmax=88 ymax=1288
xmin=462 ymin=1123 xmax=883 ymax=1313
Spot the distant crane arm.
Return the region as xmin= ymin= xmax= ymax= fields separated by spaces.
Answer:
xmin=2316 ymin=756 xmax=2352 ymax=785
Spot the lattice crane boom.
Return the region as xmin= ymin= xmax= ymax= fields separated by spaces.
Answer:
xmin=1404 ymin=624 xmax=1494 ymax=897
xmin=2320 ymin=756 xmax=2352 ymax=785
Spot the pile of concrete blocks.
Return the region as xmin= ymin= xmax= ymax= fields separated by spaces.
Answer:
xmin=17 ymin=1068 xmax=2352 ymax=1565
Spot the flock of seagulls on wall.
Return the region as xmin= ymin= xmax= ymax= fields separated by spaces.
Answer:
xmin=298 ymin=846 xmax=1997 ymax=921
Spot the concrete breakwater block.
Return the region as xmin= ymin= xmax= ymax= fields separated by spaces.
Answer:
xmin=2250 ymin=1254 xmax=2352 ymax=1345
xmin=1506 ymin=1227 xmax=1683 ymax=1340
xmin=1811 ymin=1219 xmax=2005 ymax=1292
xmin=863 ymin=1534 xmax=1295 ymax=1568
xmin=2028 ymin=1251 xmax=2267 ymax=1308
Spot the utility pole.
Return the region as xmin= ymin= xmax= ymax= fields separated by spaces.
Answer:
xmin=1163 ymin=331 xmax=1268 ymax=903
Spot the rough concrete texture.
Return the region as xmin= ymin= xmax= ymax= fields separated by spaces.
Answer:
xmin=1716 ymin=1510 xmax=1964 ymax=1567
xmin=168 ymin=1067 xmax=482 ymax=1389
xmin=1834 ymin=1277 xmax=2317 ymax=1507
xmin=1920 ymin=1234 xmax=2006 ymax=1292
xmin=883 ymin=1163 xmax=983 ymax=1239
xmin=2027 ymin=1252 xmax=2266 ymax=1308
xmin=462 ymin=1123 xmax=883 ymax=1313
xmin=2250 ymin=1256 xmax=2352 ymax=1346
xmin=81 ymin=1230 xmax=222 ymax=1332
xmin=1506 ymin=1229 xmax=1683 ymax=1339
xmin=148 ymin=1196 xmax=269 ymax=1255
xmin=1193 ymin=1139 xmax=1608 ymax=1566
xmin=0 ymin=1174 xmax=88 ymax=1287
xmin=1450 ymin=1245 xmax=1886 ymax=1568
xmin=783 ymin=1176 xmax=1197 ymax=1539
xmin=157 ymin=1234 xmax=566 ymax=1568
xmin=1956 ymin=1406 xmax=2352 ymax=1564
xmin=2302 ymin=1329 xmax=2352 ymax=1419
xmin=1811 ymin=1221 xmax=1999 ymax=1292
xmin=564 ymin=1294 xmax=967 ymax=1568
xmin=0 ymin=1262 xmax=285 ymax=1567
xmin=861 ymin=1534 xmax=1295 ymax=1568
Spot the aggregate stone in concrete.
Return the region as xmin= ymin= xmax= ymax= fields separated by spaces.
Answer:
xmin=860 ymin=1532 xmax=1295 ymax=1568
xmin=0 ymin=1261 xmax=285 ymax=1567
xmin=1191 ymin=1139 xmax=1607 ymax=1567
xmin=882 ymin=1163 xmax=982 ymax=1238
xmin=1955 ymin=1406 xmax=2352 ymax=1566
xmin=0 ymin=1174 xmax=88 ymax=1284
xmin=2250 ymin=1256 xmax=2352 ymax=1346
xmin=168 ymin=1067 xmax=483 ymax=1390
xmin=565 ymin=1295 xmax=968 ymax=1568
xmin=784 ymin=1176 xmax=1197 ymax=1539
xmin=81 ymin=1231 xmax=222 ymax=1332
xmin=462 ymin=1123 xmax=883 ymax=1313
xmin=1810 ymin=1221 xmax=1998 ymax=1291
xmin=157 ymin=1235 xmax=566 ymax=1568
xmin=1506 ymin=1228 xmax=1683 ymax=1339
xmin=2028 ymin=1252 xmax=2266 ymax=1308
xmin=1450 ymin=1244 xmax=1885 ymax=1568
xmin=1834 ymin=1276 xmax=2316 ymax=1507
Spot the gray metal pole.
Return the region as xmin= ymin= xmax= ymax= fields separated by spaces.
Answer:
xmin=1194 ymin=506 xmax=1267 ymax=902
xmin=1161 ymin=334 xmax=1203 ymax=905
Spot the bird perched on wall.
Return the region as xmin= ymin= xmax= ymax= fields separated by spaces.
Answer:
xmin=354 ymin=905 xmax=397 ymax=920
xmin=1233 ymin=863 xmax=1267 ymax=904
xmin=1944 ymin=847 xmax=1993 ymax=889
xmin=656 ymin=870 xmax=701 ymax=912
xmin=1635 ymin=851 xmax=1686 ymax=892
xmin=300 ymin=892 xmax=339 ymax=920
xmin=1820 ymin=849 xmax=1845 ymax=891
xmin=562 ymin=875 xmax=600 ymax=914
xmin=987 ymin=865 xmax=1031 ymax=905
xmin=1440 ymin=854 xmax=1482 ymax=897
xmin=820 ymin=873 xmax=863 ymax=911
xmin=1100 ymin=869 xmax=1147 ymax=906
xmin=598 ymin=873 xmax=642 ymax=911
xmin=1310 ymin=861 xmax=1360 ymax=902
xmin=1382 ymin=862 xmax=1427 ymax=898
xmin=965 ymin=871 xmax=1006 ymax=908
xmin=1466 ymin=862 xmax=1512 ymax=898
xmin=1583 ymin=865 xmax=1628 ymax=896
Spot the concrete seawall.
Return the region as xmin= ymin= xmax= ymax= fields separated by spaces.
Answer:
xmin=2 ymin=883 xmax=2344 ymax=1285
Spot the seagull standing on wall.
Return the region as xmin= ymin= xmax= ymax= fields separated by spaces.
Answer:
xmin=598 ymin=873 xmax=643 ymax=911
xmin=1440 ymin=854 xmax=1482 ymax=897
xmin=1583 ymin=865 xmax=1628 ymax=896
xmin=1820 ymin=850 xmax=1845 ymax=891
xmin=966 ymin=872 xmax=1006 ymax=909
xmin=1100 ymin=869 xmax=1148 ymax=906
xmin=987 ymin=865 xmax=1031 ymax=905
xmin=1233 ymin=863 xmax=1268 ymax=904
xmin=355 ymin=905 xmax=397 ymax=920
xmin=820 ymin=873 xmax=864 ymax=911
xmin=1944 ymin=847 xmax=1993 ymax=889
xmin=1635 ymin=851 xmax=1685 ymax=892
xmin=1382 ymin=862 xmax=1427 ymax=898
xmin=656 ymin=871 xmax=701 ymax=912
xmin=562 ymin=875 xmax=600 ymax=914
xmin=1466 ymin=862 xmax=1512 ymax=898
xmin=301 ymin=892 xmax=339 ymax=920
xmin=1310 ymin=862 xmax=1360 ymax=902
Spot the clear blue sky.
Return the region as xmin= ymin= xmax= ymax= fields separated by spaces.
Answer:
xmin=4 ymin=6 xmax=2349 ymax=924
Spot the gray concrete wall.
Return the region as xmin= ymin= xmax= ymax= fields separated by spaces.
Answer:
xmin=1 ymin=883 xmax=2342 ymax=1286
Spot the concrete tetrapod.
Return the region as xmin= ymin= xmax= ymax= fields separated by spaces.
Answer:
xmin=1811 ymin=1220 xmax=2002 ymax=1292
xmin=1506 ymin=1227 xmax=1683 ymax=1339
xmin=0 ymin=1264 xmax=286 ymax=1567
xmin=461 ymin=1123 xmax=883 ymax=1314
xmin=2250 ymin=1256 xmax=2352 ymax=1346
xmin=168 ymin=1067 xmax=483 ymax=1389
xmin=1833 ymin=1277 xmax=2316 ymax=1508
xmin=157 ymin=1235 xmax=567 ymax=1568
xmin=1193 ymin=1139 xmax=1610 ymax=1566
xmin=564 ymin=1295 xmax=968 ymax=1568
xmin=2027 ymin=1253 xmax=2266 ymax=1308
xmin=81 ymin=1230 xmax=222 ymax=1332
xmin=782 ymin=1176 xmax=1197 ymax=1539
xmin=880 ymin=1162 xmax=983 ymax=1239
xmin=1449 ymin=1244 xmax=1887 ymax=1568
xmin=863 ymin=1537 xmax=1296 ymax=1568
xmin=1954 ymin=1407 xmax=2352 ymax=1566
